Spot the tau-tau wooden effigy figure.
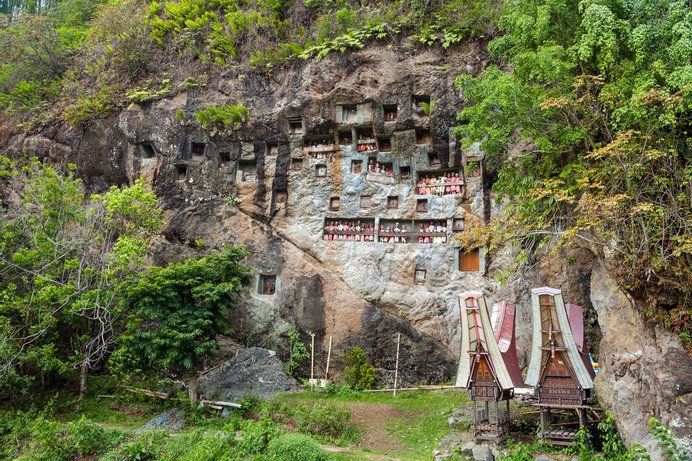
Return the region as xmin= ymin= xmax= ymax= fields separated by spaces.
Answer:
xmin=525 ymin=287 xmax=596 ymax=445
xmin=457 ymin=291 xmax=515 ymax=441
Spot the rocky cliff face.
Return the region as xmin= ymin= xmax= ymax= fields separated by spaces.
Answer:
xmin=4 ymin=43 xmax=689 ymax=455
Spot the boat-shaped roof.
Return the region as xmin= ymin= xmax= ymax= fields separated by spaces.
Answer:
xmin=491 ymin=301 xmax=524 ymax=388
xmin=525 ymin=287 xmax=594 ymax=392
xmin=456 ymin=291 xmax=514 ymax=393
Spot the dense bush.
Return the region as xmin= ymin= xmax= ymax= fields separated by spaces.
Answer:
xmin=266 ymin=433 xmax=333 ymax=461
xmin=342 ymin=347 xmax=375 ymax=391
xmin=0 ymin=412 xmax=124 ymax=461
xmin=295 ymin=402 xmax=351 ymax=440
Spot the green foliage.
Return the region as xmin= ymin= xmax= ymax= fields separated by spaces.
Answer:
xmin=147 ymin=0 xmax=292 ymax=65
xmin=63 ymin=83 xmax=119 ymax=127
xmin=0 ymin=160 xmax=164 ymax=393
xmin=0 ymin=0 xmax=106 ymax=116
xmin=455 ymin=0 xmax=692 ymax=331
xmin=597 ymin=414 xmax=630 ymax=460
xmin=281 ymin=327 xmax=309 ymax=378
xmin=648 ymin=417 xmax=687 ymax=461
xmin=111 ymin=245 xmax=252 ymax=389
xmin=237 ymin=417 xmax=280 ymax=456
xmin=498 ymin=440 xmax=535 ymax=461
xmin=421 ymin=99 xmax=434 ymax=116
xmin=341 ymin=347 xmax=375 ymax=391
xmin=266 ymin=433 xmax=333 ymax=461
xmin=127 ymin=79 xmax=171 ymax=103
xmin=110 ymin=429 xmax=166 ymax=461
xmin=295 ymin=402 xmax=352 ymax=441
xmin=195 ymin=103 xmax=249 ymax=133
xmin=0 ymin=411 xmax=124 ymax=461
xmin=498 ymin=417 xmax=687 ymax=461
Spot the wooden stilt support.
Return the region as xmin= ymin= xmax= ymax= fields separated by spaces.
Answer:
xmin=540 ymin=407 xmax=547 ymax=442
xmin=393 ymin=333 xmax=401 ymax=397
xmin=324 ymin=336 xmax=332 ymax=383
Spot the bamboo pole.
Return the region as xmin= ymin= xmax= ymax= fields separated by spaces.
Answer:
xmin=126 ymin=387 xmax=241 ymax=408
xmin=310 ymin=332 xmax=315 ymax=387
xmin=364 ymin=384 xmax=466 ymax=393
xmin=393 ymin=333 xmax=401 ymax=397
xmin=324 ymin=336 xmax=333 ymax=382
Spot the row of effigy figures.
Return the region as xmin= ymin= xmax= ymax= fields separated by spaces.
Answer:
xmin=456 ymin=287 xmax=596 ymax=444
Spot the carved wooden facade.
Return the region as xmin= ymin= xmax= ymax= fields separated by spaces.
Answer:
xmin=526 ymin=287 xmax=596 ymax=445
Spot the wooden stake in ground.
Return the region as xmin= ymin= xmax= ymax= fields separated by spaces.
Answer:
xmin=324 ymin=336 xmax=333 ymax=382
xmin=393 ymin=333 xmax=401 ymax=397
xmin=310 ymin=332 xmax=315 ymax=388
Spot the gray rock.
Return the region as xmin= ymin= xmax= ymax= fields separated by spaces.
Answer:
xmin=198 ymin=347 xmax=300 ymax=401
xmin=458 ymin=441 xmax=475 ymax=457
xmin=533 ymin=456 xmax=555 ymax=461
xmin=433 ymin=437 xmax=473 ymax=461
xmin=471 ymin=444 xmax=494 ymax=461
xmin=137 ymin=407 xmax=185 ymax=433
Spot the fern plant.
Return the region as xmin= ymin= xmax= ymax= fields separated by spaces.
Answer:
xmin=195 ymin=103 xmax=249 ymax=133
xmin=421 ymin=99 xmax=435 ymax=116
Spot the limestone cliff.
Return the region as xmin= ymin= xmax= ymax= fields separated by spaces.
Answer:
xmin=4 ymin=44 xmax=690 ymax=455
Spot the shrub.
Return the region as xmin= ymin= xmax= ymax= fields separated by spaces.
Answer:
xmin=176 ymin=430 xmax=235 ymax=461
xmin=295 ymin=402 xmax=350 ymax=440
xmin=266 ymin=433 xmax=333 ymax=461
xmin=195 ymin=103 xmax=249 ymax=133
xmin=342 ymin=347 xmax=375 ymax=391
xmin=108 ymin=430 xmax=167 ymax=461
xmin=283 ymin=327 xmax=309 ymax=378
xmin=63 ymin=83 xmax=118 ymax=127
xmin=67 ymin=416 xmax=124 ymax=457
xmin=237 ymin=417 xmax=279 ymax=456
xmin=648 ymin=418 xmax=686 ymax=461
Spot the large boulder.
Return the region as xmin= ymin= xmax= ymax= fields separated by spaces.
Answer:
xmin=198 ymin=347 xmax=300 ymax=401
xmin=590 ymin=262 xmax=692 ymax=458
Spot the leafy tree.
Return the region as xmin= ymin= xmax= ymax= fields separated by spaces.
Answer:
xmin=455 ymin=0 xmax=692 ymax=335
xmin=0 ymin=0 xmax=103 ymax=114
xmin=111 ymin=245 xmax=252 ymax=404
xmin=0 ymin=158 xmax=164 ymax=396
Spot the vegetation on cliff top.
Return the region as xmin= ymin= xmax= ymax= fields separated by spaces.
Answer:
xmin=454 ymin=0 xmax=691 ymax=339
xmin=0 ymin=0 xmax=500 ymax=126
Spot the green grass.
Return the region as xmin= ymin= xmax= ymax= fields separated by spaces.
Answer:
xmin=284 ymin=389 xmax=471 ymax=460
xmin=1 ymin=377 xmax=472 ymax=460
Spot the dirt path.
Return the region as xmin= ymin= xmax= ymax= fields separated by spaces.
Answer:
xmin=347 ymin=402 xmax=409 ymax=452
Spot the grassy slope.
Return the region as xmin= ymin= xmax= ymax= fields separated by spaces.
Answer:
xmin=0 ymin=380 xmax=472 ymax=460
xmin=290 ymin=390 xmax=470 ymax=460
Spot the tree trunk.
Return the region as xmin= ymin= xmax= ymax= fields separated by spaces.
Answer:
xmin=79 ymin=360 xmax=89 ymax=400
xmin=187 ymin=375 xmax=198 ymax=406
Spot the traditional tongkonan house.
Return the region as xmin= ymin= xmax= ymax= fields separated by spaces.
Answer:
xmin=456 ymin=291 xmax=514 ymax=441
xmin=490 ymin=301 xmax=524 ymax=388
xmin=525 ymin=287 xmax=596 ymax=445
